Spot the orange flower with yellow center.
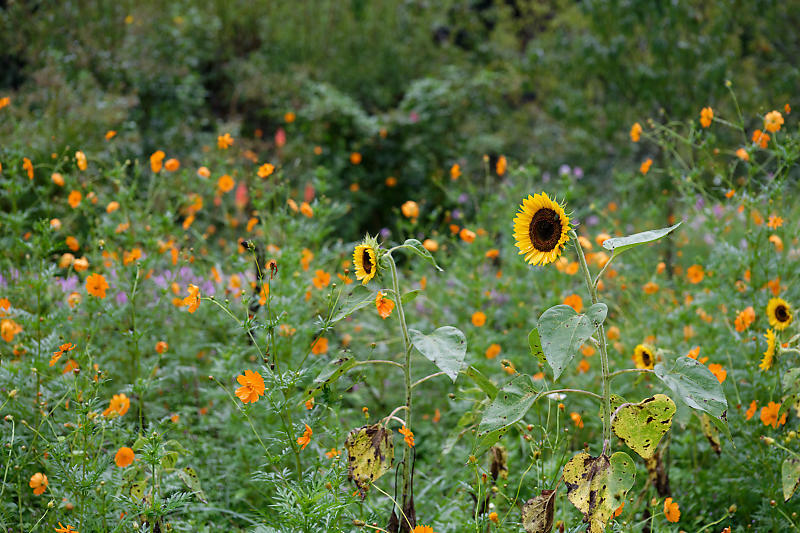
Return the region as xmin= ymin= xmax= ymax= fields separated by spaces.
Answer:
xmin=235 ymin=370 xmax=265 ymax=404
xmin=297 ymin=424 xmax=313 ymax=450
xmin=85 ymin=273 xmax=109 ymax=299
xmin=375 ymin=292 xmax=394 ymax=319
xmin=103 ymin=393 xmax=130 ymax=418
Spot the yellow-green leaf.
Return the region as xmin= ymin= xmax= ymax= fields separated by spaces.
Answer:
xmin=611 ymin=394 xmax=675 ymax=459
xmin=783 ymin=457 xmax=800 ymax=501
xmin=563 ymin=452 xmax=635 ymax=533
xmin=344 ymin=423 xmax=394 ymax=493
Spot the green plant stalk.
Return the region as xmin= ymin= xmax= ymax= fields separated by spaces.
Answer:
xmin=570 ymin=231 xmax=612 ymax=454
xmin=387 ymin=253 xmax=414 ymax=521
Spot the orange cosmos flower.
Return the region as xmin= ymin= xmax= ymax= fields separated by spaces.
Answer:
xmin=630 ymin=122 xmax=642 ymax=142
xmin=51 ymin=172 xmax=65 ymax=186
xmin=471 ymin=311 xmax=486 ymax=327
xmin=485 ymin=343 xmax=501 ymax=359
xmin=664 ymin=497 xmax=680 ymax=522
xmin=423 ymin=239 xmax=438 ymax=252
xmin=103 ymin=393 xmax=130 ymax=418
xmin=150 ymin=150 xmax=165 ymax=173
xmin=217 ymin=174 xmax=234 ymax=193
xmin=297 ymin=424 xmax=313 ymax=450
xmin=385 ymin=176 xmax=397 ymax=187
xmin=155 ymin=341 xmax=168 ymax=354
xmin=284 ymin=111 xmax=296 ymax=123
xmin=401 ymin=200 xmax=419 ymax=219
xmin=54 ymin=522 xmax=79 ymax=533
xmin=114 ymin=447 xmax=135 ymax=467
xmin=73 ymin=257 xmax=89 ymax=272
xmin=85 ymin=273 xmax=109 ymax=298
xmin=700 ymin=107 xmax=713 ymax=128
xmin=197 ymin=166 xmax=211 ymax=178
xmin=767 ymin=215 xmax=783 ymax=229
xmin=29 ymin=473 xmax=48 ymax=495
xmin=349 ymin=152 xmax=362 ymax=165
xmin=300 ymin=202 xmax=313 ymax=218
xmin=63 ymin=359 xmax=79 ymax=374
xmin=769 ymin=234 xmax=783 ymax=251
xmin=325 ymin=448 xmax=340 ymax=458
xmin=450 ymin=163 xmax=461 ymax=180
xmin=375 ymin=291 xmax=395 ymax=319
xmin=311 ymin=337 xmax=328 ymax=355
xmin=745 ymin=400 xmax=757 ymax=420
xmin=687 ymin=264 xmax=704 ymax=284
xmin=235 ymin=370 xmax=265 ymax=404
xmin=734 ymin=306 xmax=755 ymax=332
xmin=752 ymin=129 xmax=770 ymax=148
xmin=257 ymin=163 xmax=275 ymax=178
xmin=217 ymin=133 xmax=234 ymax=149
xmin=23 ymin=157 xmax=34 ymax=180
xmin=570 ymin=412 xmax=584 ymax=428
xmin=736 ymin=148 xmax=749 ymax=161
xmin=640 ymin=158 xmax=653 ymax=174
xmin=0 ymin=96 xmax=9 ymax=109
xmin=398 ymin=425 xmax=415 ymax=447
xmin=183 ymin=284 xmax=200 ymax=313
xmin=106 ymin=201 xmax=120 ymax=213
xmin=105 ymin=130 xmax=117 ymax=140
xmin=643 ymin=281 xmax=659 ymax=295
xmin=760 ymin=401 xmax=786 ymax=428
xmin=312 ymin=269 xmax=330 ymax=289
xmin=708 ymin=363 xmax=727 ymax=383
xmin=164 ymin=158 xmax=180 ymax=172
xmin=459 ymin=228 xmax=476 ymax=243
xmin=50 ymin=342 xmax=76 ymax=367
xmin=563 ymin=294 xmax=583 ymax=313
xmin=75 ymin=151 xmax=87 ymax=171
xmin=68 ymin=190 xmax=82 ymax=208
xmin=764 ymin=110 xmax=784 ymax=133
xmin=496 ymin=155 xmax=507 ymax=176
xmin=65 ymin=236 xmax=79 ymax=252
xmin=411 ymin=527 xmax=435 ymax=533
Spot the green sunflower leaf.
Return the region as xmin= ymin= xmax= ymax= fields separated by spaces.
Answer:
xmin=782 ymin=457 xmax=800 ymax=501
xmin=409 ymin=326 xmax=467 ymax=382
xmin=611 ymin=394 xmax=676 ymax=459
xmin=654 ymin=356 xmax=730 ymax=439
xmin=303 ymin=356 xmax=357 ymax=402
xmin=563 ymin=451 xmax=635 ymax=533
xmin=462 ymin=365 xmax=498 ymax=399
xmin=538 ymin=303 xmax=608 ymax=381
xmin=602 ymin=222 xmax=682 ymax=258
xmin=478 ymin=374 xmax=541 ymax=435
xmin=528 ymin=327 xmax=546 ymax=365
xmin=400 ymin=239 xmax=443 ymax=271
xmin=331 ymin=285 xmax=376 ymax=324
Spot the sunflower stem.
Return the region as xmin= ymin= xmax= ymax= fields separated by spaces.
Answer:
xmin=570 ymin=230 xmax=612 ymax=455
xmin=387 ymin=252 xmax=414 ymax=526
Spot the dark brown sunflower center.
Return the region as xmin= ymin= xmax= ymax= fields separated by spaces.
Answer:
xmin=362 ymin=250 xmax=373 ymax=274
xmin=641 ymin=351 xmax=652 ymax=366
xmin=776 ymin=305 xmax=789 ymax=322
xmin=529 ymin=208 xmax=561 ymax=252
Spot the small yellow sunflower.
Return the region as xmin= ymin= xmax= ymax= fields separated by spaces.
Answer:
xmin=633 ymin=344 xmax=656 ymax=370
xmin=353 ymin=237 xmax=379 ymax=285
xmin=760 ymin=329 xmax=776 ymax=371
xmin=513 ymin=193 xmax=571 ymax=266
xmin=766 ymin=297 xmax=793 ymax=331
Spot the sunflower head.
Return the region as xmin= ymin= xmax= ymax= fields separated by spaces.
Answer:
xmin=767 ymin=298 xmax=793 ymax=331
xmin=513 ymin=193 xmax=571 ymax=266
xmin=633 ymin=344 xmax=656 ymax=370
xmin=353 ymin=235 xmax=381 ymax=285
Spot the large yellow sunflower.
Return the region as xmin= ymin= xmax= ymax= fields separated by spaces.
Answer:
xmin=766 ymin=297 xmax=793 ymax=331
xmin=760 ymin=329 xmax=776 ymax=371
xmin=513 ymin=193 xmax=571 ymax=266
xmin=633 ymin=344 xmax=656 ymax=370
xmin=353 ymin=243 xmax=378 ymax=285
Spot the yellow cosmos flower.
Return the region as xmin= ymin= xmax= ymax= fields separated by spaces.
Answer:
xmin=766 ymin=297 xmax=792 ymax=331
xmin=513 ymin=193 xmax=571 ymax=266
xmin=633 ymin=344 xmax=656 ymax=370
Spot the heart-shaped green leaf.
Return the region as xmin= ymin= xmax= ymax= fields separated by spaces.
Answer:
xmin=611 ymin=394 xmax=676 ymax=459
xmin=782 ymin=457 xmax=800 ymax=501
xmin=409 ymin=326 xmax=467 ymax=382
xmin=602 ymin=222 xmax=681 ymax=258
xmin=479 ymin=374 xmax=541 ymax=435
xmin=564 ymin=451 xmax=635 ymax=533
xmin=345 ymin=423 xmax=394 ymax=493
xmin=538 ymin=303 xmax=607 ymax=381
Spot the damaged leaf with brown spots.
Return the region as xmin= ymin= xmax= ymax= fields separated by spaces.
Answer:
xmin=563 ymin=451 xmax=635 ymax=533
xmin=611 ymin=394 xmax=675 ymax=459
xmin=522 ymin=489 xmax=556 ymax=533
xmin=345 ymin=423 xmax=394 ymax=493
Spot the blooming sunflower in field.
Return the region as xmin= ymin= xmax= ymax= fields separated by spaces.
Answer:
xmin=353 ymin=235 xmax=380 ymax=285
xmin=760 ymin=329 xmax=776 ymax=371
xmin=633 ymin=344 xmax=656 ymax=370
xmin=766 ymin=298 xmax=792 ymax=330
xmin=513 ymin=193 xmax=571 ymax=266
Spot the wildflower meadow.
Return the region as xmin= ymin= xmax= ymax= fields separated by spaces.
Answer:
xmin=1 ymin=2 xmax=800 ymax=532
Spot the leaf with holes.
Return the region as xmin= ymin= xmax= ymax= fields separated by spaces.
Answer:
xmin=538 ymin=303 xmax=607 ymax=381
xmin=478 ymin=374 xmax=541 ymax=435
xmin=177 ymin=467 xmax=208 ymax=503
xmin=654 ymin=356 xmax=729 ymax=439
xmin=331 ymin=286 xmax=377 ymax=324
xmin=522 ymin=489 xmax=556 ymax=533
xmin=782 ymin=457 xmax=800 ymax=501
xmin=602 ymin=222 xmax=682 ymax=258
xmin=462 ymin=365 xmax=498 ymax=400
xmin=529 ymin=327 xmax=545 ymax=365
xmin=409 ymin=326 xmax=467 ymax=382
xmin=564 ymin=452 xmax=635 ymax=533
xmin=611 ymin=394 xmax=675 ymax=459
xmin=345 ymin=423 xmax=394 ymax=493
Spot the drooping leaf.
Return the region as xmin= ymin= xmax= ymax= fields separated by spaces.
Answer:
xmin=489 ymin=445 xmax=508 ymax=480
xmin=782 ymin=457 xmax=800 ymax=501
xmin=478 ymin=374 xmax=541 ymax=435
xmin=611 ymin=394 xmax=676 ymax=459
xmin=401 ymin=289 xmax=422 ymax=304
xmin=303 ymin=356 xmax=357 ymax=401
xmin=409 ymin=326 xmax=467 ymax=382
xmin=529 ymin=328 xmax=545 ymax=365
xmin=563 ymin=452 xmax=635 ymax=533
xmin=400 ymin=238 xmax=443 ymax=271
xmin=538 ymin=303 xmax=607 ymax=381
xmin=344 ymin=424 xmax=394 ymax=493
xmin=700 ymin=414 xmax=721 ymax=455
xmin=602 ymin=222 xmax=682 ymax=258
xmin=161 ymin=451 xmax=179 ymax=470
xmin=330 ymin=285 xmax=376 ymax=324
xmin=522 ymin=489 xmax=556 ymax=533
xmin=654 ymin=356 xmax=729 ymax=435
xmin=462 ymin=365 xmax=498 ymax=399
xmin=177 ymin=467 xmax=208 ymax=503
